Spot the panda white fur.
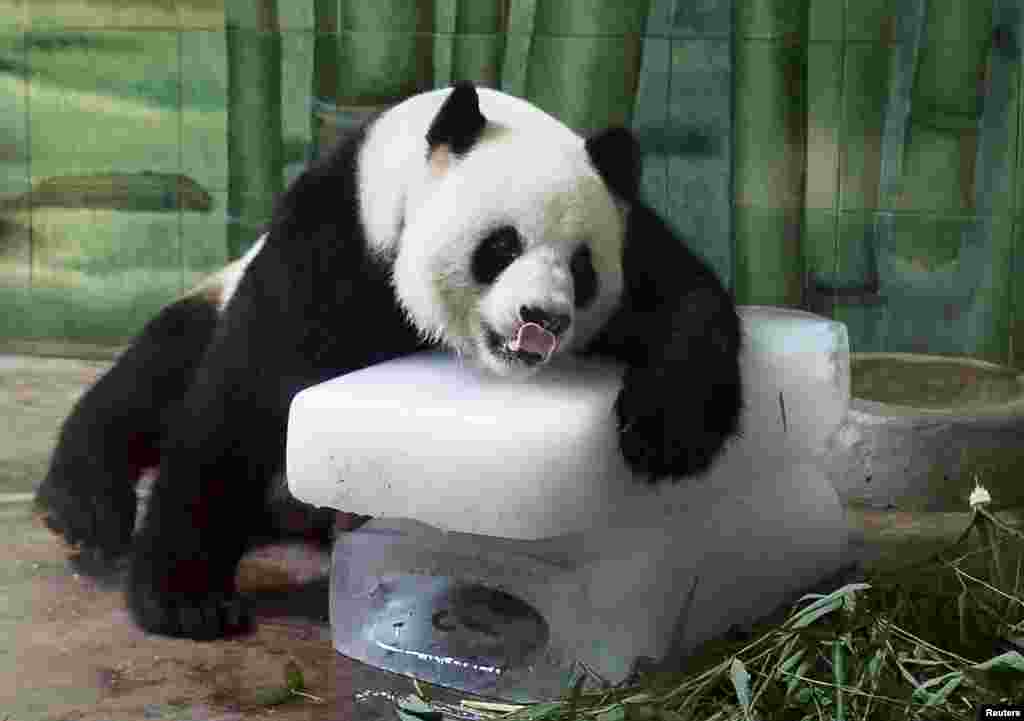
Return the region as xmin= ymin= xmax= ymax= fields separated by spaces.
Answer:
xmin=35 ymin=83 xmax=742 ymax=640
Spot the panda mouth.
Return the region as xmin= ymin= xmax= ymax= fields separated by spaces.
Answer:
xmin=484 ymin=323 xmax=557 ymax=366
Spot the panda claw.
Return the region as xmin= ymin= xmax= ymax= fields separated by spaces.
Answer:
xmin=221 ymin=597 xmax=248 ymax=631
xmin=131 ymin=590 xmax=251 ymax=640
xmin=127 ymin=551 xmax=253 ymax=640
xmin=178 ymin=604 xmax=205 ymax=635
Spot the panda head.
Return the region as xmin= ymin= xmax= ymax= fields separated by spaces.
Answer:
xmin=360 ymin=83 xmax=640 ymax=378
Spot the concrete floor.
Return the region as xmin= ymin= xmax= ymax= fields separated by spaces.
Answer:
xmin=0 ymin=353 xmax=1006 ymax=720
xmin=0 ymin=354 xmax=481 ymax=721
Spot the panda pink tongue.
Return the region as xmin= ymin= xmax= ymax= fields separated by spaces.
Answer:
xmin=510 ymin=322 xmax=558 ymax=358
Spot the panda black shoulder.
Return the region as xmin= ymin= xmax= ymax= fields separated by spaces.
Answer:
xmin=267 ymin=121 xmax=375 ymax=262
xmin=219 ymin=116 xmax=422 ymax=373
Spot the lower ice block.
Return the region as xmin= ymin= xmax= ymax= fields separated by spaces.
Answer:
xmin=286 ymin=306 xmax=853 ymax=701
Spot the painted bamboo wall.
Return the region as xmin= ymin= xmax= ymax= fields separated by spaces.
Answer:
xmin=0 ymin=0 xmax=1022 ymax=369
xmin=802 ymin=0 xmax=1022 ymax=366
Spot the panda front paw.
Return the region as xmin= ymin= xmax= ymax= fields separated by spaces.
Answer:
xmin=127 ymin=549 xmax=252 ymax=640
xmin=615 ymin=362 xmax=741 ymax=483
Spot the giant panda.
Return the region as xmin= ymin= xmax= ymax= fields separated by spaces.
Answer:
xmin=34 ymin=83 xmax=742 ymax=640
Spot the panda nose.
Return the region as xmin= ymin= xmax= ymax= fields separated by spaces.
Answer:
xmin=519 ymin=306 xmax=571 ymax=336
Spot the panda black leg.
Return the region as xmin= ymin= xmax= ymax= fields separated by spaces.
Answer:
xmin=127 ymin=450 xmax=265 ymax=639
xmin=129 ymin=503 xmax=337 ymax=640
xmin=35 ymin=428 xmax=156 ymax=563
xmin=128 ymin=456 xmax=337 ymax=638
xmin=124 ymin=332 xmax=291 ymax=639
xmin=128 ymin=522 xmax=254 ymax=640
xmin=35 ymin=296 xmax=219 ymax=560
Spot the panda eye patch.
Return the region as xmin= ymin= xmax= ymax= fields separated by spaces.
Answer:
xmin=570 ymin=244 xmax=598 ymax=309
xmin=471 ymin=226 xmax=523 ymax=285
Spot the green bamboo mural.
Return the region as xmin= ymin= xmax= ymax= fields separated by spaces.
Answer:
xmin=968 ymin=0 xmax=1020 ymax=361
xmin=733 ymin=0 xmax=808 ymax=307
xmin=225 ymin=0 xmax=283 ymax=259
xmin=630 ymin=0 xmax=735 ymax=290
xmin=336 ymin=0 xmax=434 ymax=107
xmin=518 ymin=0 xmax=649 ymax=134
xmin=815 ymin=1 xmax=928 ymax=342
xmin=8 ymin=0 xmax=1024 ymax=368
xmin=876 ymin=0 xmax=1018 ymax=362
xmin=310 ymin=0 xmax=340 ymax=159
xmin=828 ymin=0 xmax=1021 ymax=362
xmin=450 ymin=0 xmax=507 ymax=87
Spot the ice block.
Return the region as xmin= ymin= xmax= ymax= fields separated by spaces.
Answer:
xmin=285 ymin=305 xmax=853 ymax=700
xmin=286 ymin=305 xmax=850 ymax=539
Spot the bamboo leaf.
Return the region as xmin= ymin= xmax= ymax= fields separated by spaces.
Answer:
xmin=509 ymin=701 xmax=563 ymax=720
xmin=833 ymin=640 xmax=846 ymax=721
xmin=786 ymin=584 xmax=871 ymax=629
xmin=912 ymin=671 xmax=964 ymax=706
xmin=973 ymin=651 xmax=1024 ymax=673
xmin=283 ymin=660 xmax=304 ymax=692
xmin=730 ymin=658 xmax=753 ymax=718
xmin=396 ymin=694 xmax=443 ymax=721
xmin=596 ymin=707 xmax=626 ymax=721
xmin=622 ymin=693 xmax=652 ymax=704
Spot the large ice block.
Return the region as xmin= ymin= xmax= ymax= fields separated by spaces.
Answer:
xmin=285 ymin=305 xmax=853 ymax=700
xmin=286 ymin=306 xmax=850 ymax=538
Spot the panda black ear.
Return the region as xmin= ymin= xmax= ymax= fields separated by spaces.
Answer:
xmin=426 ymin=82 xmax=487 ymax=156
xmin=585 ymin=127 xmax=641 ymax=202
